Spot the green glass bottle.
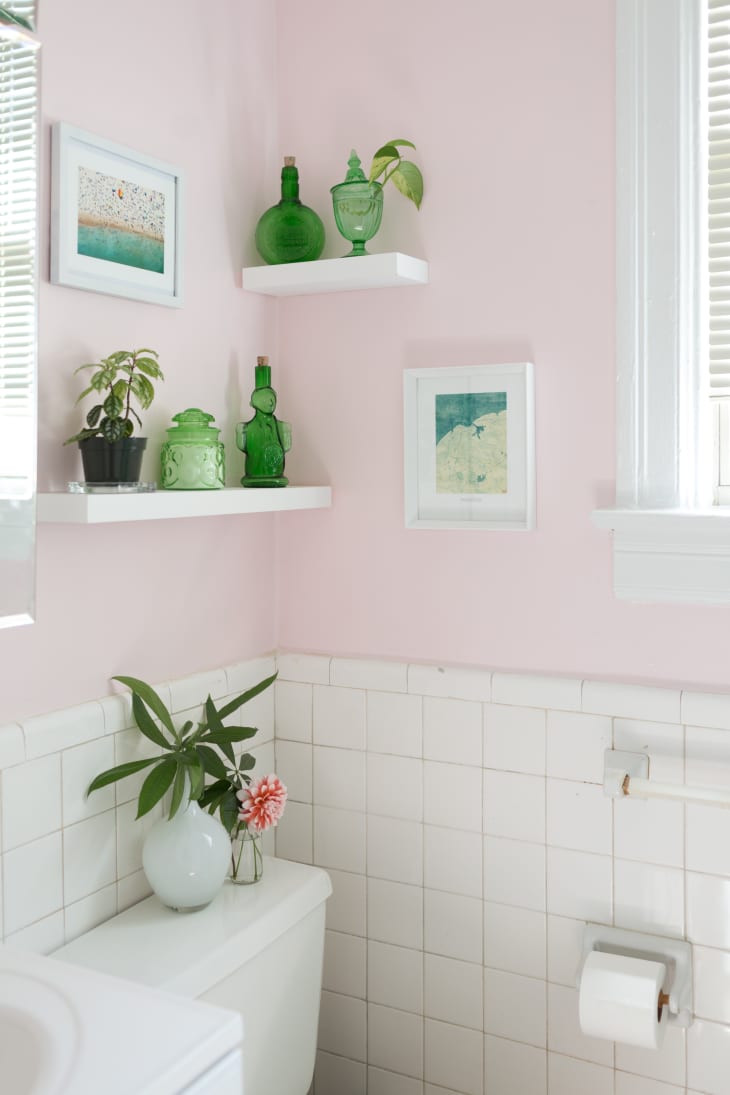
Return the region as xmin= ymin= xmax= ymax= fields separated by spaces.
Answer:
xmin=235 ymin=357 xmax=291 ymax=487
xmin=254 ymin=157 xmax=325 ymax=265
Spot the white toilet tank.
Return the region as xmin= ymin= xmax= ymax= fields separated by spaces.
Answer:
xmin=55 ymin=857 xmax=331 ymax=1095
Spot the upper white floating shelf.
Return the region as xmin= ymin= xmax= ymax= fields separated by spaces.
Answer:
xmin=37 ymin=486 xmax=332 ymax=525
xmin=241 ymin=252 xmax=429 ymax=297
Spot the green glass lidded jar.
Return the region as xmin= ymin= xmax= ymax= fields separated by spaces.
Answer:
xmin=254 ymin=157 xmax=325 ymax=265
xmin=330 ymin=150 xmax=384 ymax=257
xmin=160 ymin=408 xmax=225 ymax=490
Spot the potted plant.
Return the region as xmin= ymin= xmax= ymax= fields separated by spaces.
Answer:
xmin=331 ymin=139 xmax=423 ymax=256
xmin=0 ymin=7 xmax=33 ymax=30
xmin=87 ymin=670 xmax=278 ymax=908
xmin=64 ymin=347 xmax=164 ymax=484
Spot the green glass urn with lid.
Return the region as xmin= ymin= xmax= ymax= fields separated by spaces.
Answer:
xmin=160 ymin=408 xmax=225 ymax=490
xmin=330 ymin=150 xmax=384 ymax=257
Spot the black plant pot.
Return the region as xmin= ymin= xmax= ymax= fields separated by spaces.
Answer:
xmin=78 ymin=437 xmax=147 ymax=484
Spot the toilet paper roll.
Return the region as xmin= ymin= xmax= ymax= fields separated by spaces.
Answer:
xmin=578 ymin=951 xmax=668 ymax=1049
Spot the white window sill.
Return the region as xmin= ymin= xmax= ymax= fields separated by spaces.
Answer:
xmin=591 ymin=508 xmax=730 ymax=604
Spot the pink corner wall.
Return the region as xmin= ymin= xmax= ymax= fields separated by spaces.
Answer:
xmin=273 ymin=0 xmax=730 ymax=692
xmin=0 ymin=0 xmax=281 ymax=724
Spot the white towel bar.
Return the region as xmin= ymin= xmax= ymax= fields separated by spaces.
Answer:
xmin=604 ymin=750 xmax=730 ymax=809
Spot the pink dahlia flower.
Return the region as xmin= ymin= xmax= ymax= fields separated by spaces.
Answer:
xmin=237 ymin=774 xmax=288 ymax=832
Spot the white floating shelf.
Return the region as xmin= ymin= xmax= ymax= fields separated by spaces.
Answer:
xmin=37 ymin=485 xmax=332 ymax=525
xmin=242 ymin=252 xmax=428 ymax=296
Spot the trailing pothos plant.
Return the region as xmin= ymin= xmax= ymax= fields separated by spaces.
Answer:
xmin=87 ymin=672 xmax=276 ymax=820
xmin=64 ymin=348 xmax=164 ymax=445
xmin=368 ymin=138 xmax=424 ymax=210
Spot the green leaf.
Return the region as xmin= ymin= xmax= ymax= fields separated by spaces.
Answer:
xmin=101 ymin=417 xmax=125 ymax=442
xmin=216 ymin=672 xmax=277 ymax=720
xmin=384 ymin=138 xmax=416 ymax=150
xmin=113 ymin=676 xmax=177 ymax=737
xmin=0 ymin=8 xmax=34 ymax=31
xmin=130 ymin=692 xmax=173 ymax=749
xmin=64 ymin=427 xmax=101 ymax=445
xmin=218 ymin=738 xmax=236 ymax=765
xmin=169 ymin=761 xmax=188 ymax=819
xmin=196 ymin=744 xmax=228 ymax=779
xmin=105 ymin=350 xmax=133 ymax=366
xmin=103 ymin=392 xmax=123 ymax=418
xmin=134 ymin=356 xmax=163 ymax=379
xmin=369 ymin=144 xmax=400 ymax=182
xmin=203 ymin=727 xmax=259 ymax=745
xmin=197 ymin=779 xmax=230 ymax=809
xmin=136 ymin=758 xmax=176 ymax=818
xmin=239 ymin=752 xmax=256 ymax=772
xmin=220 ymin=788 xmax=241 ymax=835
xmin=85 ymin=405 xmax=102 ymax=428
xmin=180 ymin=720 xmax=195 ymax=741
xmin=130 ymin=373 xmax=154 ymax=408
xmin=204 ymin=694 xmax=225 ymax=733
xmin=188 ymin=756 xmax=205 ymax=799
xmin=87 ymin=757 xmax=158 ymax=796
xmin=390 ymin=161 xmax=423 ymax=209
xmin=122 ymin=419 xmax=134 ymax=437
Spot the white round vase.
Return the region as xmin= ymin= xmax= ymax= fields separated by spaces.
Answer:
xmin=142 ymin=795 xmax=231 ymax=912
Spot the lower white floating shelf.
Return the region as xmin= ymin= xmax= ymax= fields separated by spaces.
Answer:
xmin=37 ymin=485 xmax=332 ymax=524
xmin=242 ymin=252 xmax=428 ymax=296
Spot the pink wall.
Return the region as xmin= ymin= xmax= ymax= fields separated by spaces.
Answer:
xmin=273 ymin=0 xmax=730 ymax=692
xmin=0 ymin=0 xmax=281 ymax=724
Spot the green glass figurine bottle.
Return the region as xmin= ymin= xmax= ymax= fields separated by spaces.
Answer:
xmin=236 ymin=357 xmax=291 ymax=487
xmin=254 ymin=157 xmax=325 ymax=265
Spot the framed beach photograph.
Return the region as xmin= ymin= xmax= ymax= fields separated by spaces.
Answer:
xmin=404 ymin=362 xmax=535 ymax=530
xmin=50 ymin=122 xmax=183 ymax=307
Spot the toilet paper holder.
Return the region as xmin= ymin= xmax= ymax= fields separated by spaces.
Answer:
xmin=578 ymin=923 xmax=693 ymax=1028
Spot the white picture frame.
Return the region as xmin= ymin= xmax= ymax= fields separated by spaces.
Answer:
xmin=50 ymin=122 xmax=183 ymax=308
xmin=404 ymin=362 xmax=535 ymax=530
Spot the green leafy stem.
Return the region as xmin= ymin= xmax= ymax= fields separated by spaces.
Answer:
xmin=369 ymin=139 xmax=424 ymax=210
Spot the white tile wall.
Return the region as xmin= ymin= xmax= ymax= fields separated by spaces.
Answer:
xmin=5 ymin=653 xmax=730 ymax=1095
xmin=275 ymin=654 xmax=730 ymax=1095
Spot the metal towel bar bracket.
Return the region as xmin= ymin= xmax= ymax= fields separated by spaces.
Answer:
xmin=603 ymin=749 xmax=730 ymax=809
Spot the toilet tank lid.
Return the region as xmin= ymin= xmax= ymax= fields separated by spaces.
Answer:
xmin=53 ymin=857 xmax=332 ymax=999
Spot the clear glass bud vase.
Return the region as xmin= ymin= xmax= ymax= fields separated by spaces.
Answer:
xmin=229 ymin=825 xmax=264 ymax=884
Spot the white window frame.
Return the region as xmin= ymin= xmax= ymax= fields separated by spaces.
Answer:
xmin=592 ymin=0 xmax=730 ymax=604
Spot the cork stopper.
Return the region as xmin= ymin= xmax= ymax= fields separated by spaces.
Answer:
xmin=255 ymin=356 xmax=272 ymax=389
xmin=283 ymin=157 xmax=296 ymax=166
xmin=257 ymin=356 xmax=269 ymax=366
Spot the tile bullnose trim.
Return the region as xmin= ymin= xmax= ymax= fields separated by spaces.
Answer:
xmin=407 ymin=663 xmax=492 ymax=702
xmin=0 ymin=722 xmax=25 ymax=769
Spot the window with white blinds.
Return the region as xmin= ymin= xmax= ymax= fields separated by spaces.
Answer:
xmin=709 ymin=1 xmax=730 ymax=398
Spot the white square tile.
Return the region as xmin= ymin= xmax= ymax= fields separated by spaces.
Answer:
xmin=614 ymin=797 xmax=684 ymax=869
xmin=367 ymin=691 xmax=422 ymax=757
xmin=681 ymin=688 xmax=730 ymax=730
xmin=484 ymin=1035 xmax=547 ymax=1095
xmin=484 ymin=703 xmax=545 ymax=775
xmin=274 ymin=740 xmax=312 ymax=803
xmin=313 ymin=806 xmax=365 ymax=874
xmin=368 ymin=878 xmax=423 ymax=949
xmin=367 ymin=816 xmax=423 ymax=885
xmin=408 ymin=662 xmax=491 ymax=702
xmin=98 ymin=693 xmax=135 ymax=735
xmin=0 ymin=723 xmax=24 ymax=770
xmin=3 ymin=832 xmax=63 ymax=935
xmin=694 ymin=946 xmax=730 ymax=1024
xmin=547 ymin=1052 xmax=613 ymax=1095
xmin=546 ymin=848 xmax=612 ymax=922
xmin=484 ymin=836 xmax=546 ymax=912
xmin=687 ymin=802 xmax=730 ymax=875
xmin=546 ymin=779 xmax=612 ymax=855
xmin=62 ymin=737 xmax=115 ymax=826
xmin=547 ymin=982 xmax=612 ymax=1065
xmin=424 ymin=952 xmax=483 ymax=1029
xmin=167 ymin=669 xmax=228 ymax=714
xmin=113 ymin=727 xmax=161 ymax=807
xmin=492 ymin=672 xmax=582 ymax=711
xmin=324 ymin=867 xmax=366 ymax=936
xmin=64 ymin=884 xmax=117 ymax=944
xmin=116 ymin=799 xmax=161 ymax=878
xmin=424 ymin=888 xmax=482 ymax=963
xmin=547 ymin=914 xmax=585 ymax=987
xmin=615 ymin=1074 xmax=684 ymax=1095
xmin=424 ymin=761 xmax=482 ymax=831
xmin=234 ymin=686 xmax=274 ymax=745
xmin=315 ymin=1051 xmax=366 ymax=1095
xmin=368 ymin=1003 xmax=423 ymax=1079
xmin=318 ymin=989 xmax=366 ymax=1061
xmin=687 ymin=871 xmax=730 ymax=948
xmin=275 ymin=801 xmax=312 ymax=863
xmin=367 ymin=1067 xmax=422 ymax=1095
xmin=367 ymin=754 xmax=423 ymax=820
xmin=313 ymin=746 xmax=365 ymax=812
xmin=224 ymin=654 xmax=277 ymax=696
xmin=424 ymin=825 xmax=482 ymax=899
xmin=484 ymin=901 xmax=546 ymax=980
xmin=63 ymin=811 xmax=117 ymax=906
xmin=2 ymin=755 xmax=62 ymax=850
xmin=613 ymin=719 xmax=684 ymax=782
xmin=4 ymin=911 xmax=65 ymax=955
xmin=331 ymin=657 xmax=407 ymax=692
xmin=483 ymin=770 xmax=545 ymax=843
xmin=614 ymin=859 xmax=685 ymax=938
xmin=582 ymin=682 xmax=680 ymax=723
xmin=322 ymin=929 xmax=366 ymax=998
xmin=546 ymin=711 xmax=612 ymax=783
xmin=423 ymin=1018 xmax=483 ymax=1095
xmin=615 ymin=1023 xmax=686 ymax=1087
xmin=117 ymin=868 xmax=152 ymax=911
xmin=277 ymin=652 xmax=331 ymax=685
xmin=686 ymin=724 xmax=730 ymax=788
xmin=368 ymin=940 xmax=423 ymax=1014
xmin=687 ymin=1018 xmax=730 ymax=1095
xmin=275 ymin=680 xmax=313 ymax=742
xmin=22 ymin=702 xmax=106 ymax=759
xmin=423 ymin=696 xmax=482 ymax=766
xmin=313 ymin=686 xmax=366 ymax=750
xmin=484 ymin=968 xmax=546 ymax=1047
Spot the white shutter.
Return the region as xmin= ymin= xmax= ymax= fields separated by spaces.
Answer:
xmin=709 ymin=0 xmax=730 ymax=393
